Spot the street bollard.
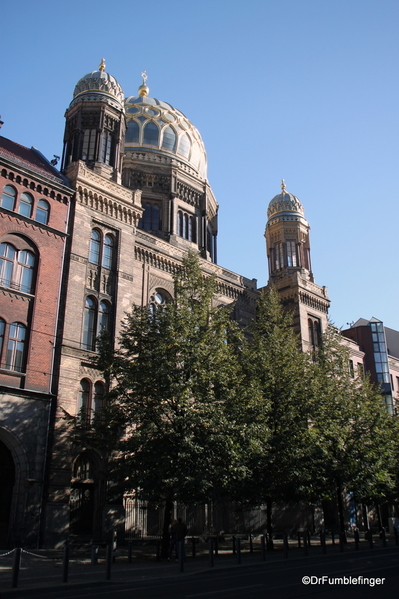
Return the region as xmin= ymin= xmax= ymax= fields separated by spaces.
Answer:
xmin=283 ymin=532 xmax=289 ymax=559
xmin=128 ymin=541 xmax=133 ymax=564
xmin=307 ymin=531 xmax=311 ymax=547
xmin=62 ymin=545 xmax=69 ymax=583
xmin=381 ymin=528 xmax=387 ymax=547
xmin=209 ymin=538 xmax=214 ymax=567
xmin=232 ymin=535 xmax=236 ymax=554
xmin=331 ymin=530 xmax=335 ymax=545
xmin=91 ymin=544 xmax=98 ymax=565
xmin=11 ymin=547 xmax=21 ymax=589
xmin=105 ymin=544 xmax=112 ymax=580
xmin=249 ymin=534 xmax=253 ymax=554
xmin=367 ymin=529 xmax=373 ymax=549
xmin=261 ymin=535 xmax=266 ymax=561
xmin=179 ymin=540 xmax=184 ymax=573
xmin=354 ymin=529 xmax=360 ymax=550
xmin=321 ymin=530 xmax=326 ymax=554
xmin=236 ymin=537 xmax=241 ymax=564
xmin=156 ymin=539 xmax=161 ymax=561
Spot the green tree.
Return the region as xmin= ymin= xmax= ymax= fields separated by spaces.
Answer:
xmin=307 ymin=324 xmax=397 ymax=532
xmin=238 ymin=287 xmax=314 ymax=537
xmin=93 ymin=252 xmax=246 ymax=553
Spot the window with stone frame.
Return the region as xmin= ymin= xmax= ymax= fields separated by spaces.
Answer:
xmin=5 ymin=322 xmax=26 ymax=372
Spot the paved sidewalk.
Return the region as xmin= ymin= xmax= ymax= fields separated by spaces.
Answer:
xmin=0 ymin=536 xmax=397 ymax=598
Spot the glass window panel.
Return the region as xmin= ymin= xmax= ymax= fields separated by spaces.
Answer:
xmin=162 ymin=126 xmax=177 ymax=151
xmin=102 ymin=234 xmax=113 ymax=269
xmin=1 ymin=185 xmax=16 ymax=210
xmin=178 ymin=133 xmax=191 ymax=158
xmin=89 ymin=230 xmax=101 ymax=264
xmin=372 ymin=333 xmax=378 ymax=342
xmin=19 ymin=193 xmax=33 ymax=217
xmin=126 ymin=120 xmax=140 ymax=143
xmin=0 ymin=318 xmax=5 ymax=358
xmin=93 ymin=381 xmax=105 ymax=413
xmin=98 ymin=301 xmax=109 ymax=333
xmin=36 ymin=200 xmax=49 ymax=224
xmin=82 ymin=297 xmax=96 ymax=350
xmin=0 ymin=243 xmax=16 ymax=288
xmin=6 ymin=322 xmax=26 ymax=372
xmin=143 ymin=122 xmax=159 ymax=146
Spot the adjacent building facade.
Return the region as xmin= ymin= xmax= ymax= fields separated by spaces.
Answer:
xmin=0 ymin=137 xmax=73 ymax=546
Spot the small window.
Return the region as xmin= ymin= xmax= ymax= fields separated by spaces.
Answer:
xmin=149 ymin=289 xmax=170 ymax=314
xmin=162 ymin=126 xmax=177 ymax=151
xmin=36 ymin=200 xmax=50 ymax=225
xmin=286 ymin=241 xmax=297 ymax=267
xmin=102 ymin=235 xmax=114 ymax=269
xmin=17 ymin=250 xmax=35 ymax=293
xmin=98 ymin=300 xmax=110 ymax=333
xmin=93 ymin=381 xmax=105 ymax=413
xmin=0 ymin=243 xmax=16 ymax=288
xmin=82 ymin=129 xmax=97 ymax=161
xmin=1 ymin=186 xmax=16 ymax=211
xmin=5 ymin=322 xmax=26 ymax=372
xmin=140 ymin=204 xmax=159 ymax=230
xmin=0 ymin=318 xmax=5 ymax=361
xmin=143 ymin=122 xmax=159 ymax=146
xmin=82 ymin=296 xmax=97 ymax=351
xmin=178 ymin=133 xmax=191 ymax=159
xmin=126 ymin=120 xmax=140 ymax=143
xmin=19 ymin=193 xmax=33 ymax=218
xmin=78 ymin=379 xmax=91 ymax=416
xmin=89 ymin=229 xmax=101 ymax=265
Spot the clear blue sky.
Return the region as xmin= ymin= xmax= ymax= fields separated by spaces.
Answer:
xmin=2 ymin=0 xmax=399 ymax=330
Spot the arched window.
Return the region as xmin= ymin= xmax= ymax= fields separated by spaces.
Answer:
xmin=77 ymin=379 xmax=91 ymax=416
xmin=18 ymin=193 xmax=33 ymax=218
xmin=189 ymin=216 xmax=196 ymax=243
xmin=162 ymin=126 xmax=177 ymax=151
xmin=102 ymin=234 xmax=114 ymax=269
xmin=98 ymin=300 xmax=110 ymax=334
xmin=17 ymin=250 xmax=35 ymax=293
xmin=0 ymin=243 xmax=35 ymax=293
xmin=274 ymin=243 xmax=283 ymax=271
xmin=82 ymin=296 xmax=97 ymax=351
xmin=36 ymin=200 xmax=49 ymax=225
xmin=286 ymin=241 xmax=297 ymax=267
xmin=177 ymin=211 xmax=183 ymax=237
xmin=1 ymin=185 xmax=16 ymax=211
xmin=0 ymin=318 xmax=5 ymax=360
xmin=93 ymin=381 xmax=105 ymax=413
xmin=143 ymin=122 xmax=159 ymax=146
xmin=5 ymin=322 xmax=26 ymax=372
xmin=0 ymin=243 xmax=16 ymax=288
xmin=100 ymin=131 xmax=112 ymax=165
xmin=141 ymin=204 xmax=159 ymax=230
xmin=126 ymin=120 xmax=140 ymax=143
xmin=82 ymin=129 xmax=97 ymax=161
xmin=89 ymin=229 xmax=101 ymax=265
xmin=178 ymin=133 xmax=191 ymax=159
xmin=149 ymin=289 xmax=170 ymax=314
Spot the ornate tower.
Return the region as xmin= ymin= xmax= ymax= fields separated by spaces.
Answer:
xmin=61 ymin=59 xmax=126 ymax=183
xmin=265 ymin=181 xmax=330 ymax=351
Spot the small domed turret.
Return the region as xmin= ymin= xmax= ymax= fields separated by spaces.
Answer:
xmin=267 ymin=180 xmax=305 ymax=220
xmin=70 ymin=59 xmax=124 ymax=110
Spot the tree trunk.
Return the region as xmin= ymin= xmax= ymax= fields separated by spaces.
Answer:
xmin=161 ymin=499 xmax=173 ymax=558
xmin=336 ymin=481 xmax=346 ymax=542
xmin=266 ymin=498 xmax=274 ymax=550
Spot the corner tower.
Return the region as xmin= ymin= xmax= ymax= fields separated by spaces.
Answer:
xmin=265 ymin=181 xmax=330 ymax=351
xmin=61 ymin=59 xmax=126 ymax=183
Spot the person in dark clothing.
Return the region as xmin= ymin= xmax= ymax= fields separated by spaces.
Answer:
xmin=173 ymin=517 xmax=187 ymax=560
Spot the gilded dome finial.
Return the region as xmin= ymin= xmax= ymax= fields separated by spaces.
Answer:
xmin=138 ymin=70 xmax=149 ymax=97
xmin=99 ymin=58 xmax=106 ymax=72
xmin=281 ymin=179 xmax=286 ymax=194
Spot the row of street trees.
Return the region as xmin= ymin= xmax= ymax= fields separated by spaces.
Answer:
xmin=79 ymin=253 xmax=399 ymax=551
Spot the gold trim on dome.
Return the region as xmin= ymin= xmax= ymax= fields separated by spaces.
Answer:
xmin=138 ymin=70 xmax=149 ymax=96
xmin=99 ymin=58 xmax=106 ymax=72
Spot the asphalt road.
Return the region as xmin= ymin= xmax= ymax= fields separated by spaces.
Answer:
xmin=19 ymin=548 xmax=399 ymax=599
